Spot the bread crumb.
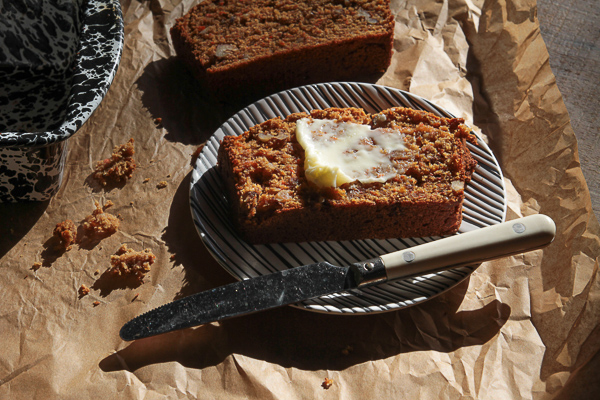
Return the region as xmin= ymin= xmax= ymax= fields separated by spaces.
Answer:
xmin=157 ymin=181 xmax=168 ymax=189
xmin=107 ymin=244 xmax=156 ymax=281
xmin=94 ymin=269 xmax=100 ymax=275
xmin=53 ymin=219 xmax=77 ymax=250
xmin=82 ymin=202 xmax=120 ymax=238
xmin=143 ymin=178 xmax=150 ymax=183
xmin=132 ymin=293 xmax=139 ymax=302
xmin=93 ymin=301 xmax=100 ymax=307
xmin=191 ymin=144 xmax=205 ymax=165
xmin=154 ymin=117 xmax=162 ymax=127
xmin=79 ymin=284 xmax=90 ymax=297
xmin=322 ymin=378 xmax=333 ymax=389
xmin=93 ymin=138 xmax=136 ymax=186
xmin=32 ymin=262 xmax=42 ymax=271
xmin=341 ymin=345 xmax=353 ymax=356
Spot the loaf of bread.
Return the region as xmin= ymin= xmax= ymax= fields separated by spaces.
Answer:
xmin=170 ymin=0 xmax=394 ymax=101
xmin=217 ymin=107 xmax=478 ymax=244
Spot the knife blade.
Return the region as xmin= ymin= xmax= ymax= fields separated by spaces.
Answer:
xmin=120 ymin=214 xmax=556 ymax=341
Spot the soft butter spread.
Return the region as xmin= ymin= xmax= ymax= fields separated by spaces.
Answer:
xmin=296 ymin=118 xmax=407 ymax=188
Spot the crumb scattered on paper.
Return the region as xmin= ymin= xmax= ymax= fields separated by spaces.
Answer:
xmin=93 ymin=138 xmax=136 ymax=186
xmin=53 ymin=219 xmax=77 ymax=250
xmin=157 ymin=181 xmax=167 ymax=189
xmin=322 ymin=378 xmax=333 ymax=389
xmin=79 ymin=284 xmax=90 ymax=297
xmin=32 ymin=262 xmax=42 ymax=271
xmin=107 ymin=244 xmax=156 ymax=281
xmin=341 ymin=345 xmax=353 ymax=356
xmin=82 ymin=202 xmax=120 ymax=238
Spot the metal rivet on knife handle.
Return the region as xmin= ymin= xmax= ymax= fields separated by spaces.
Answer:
xmin=350 ymin=258 xmax=387 ymax=288
xmin=513 ymin=223 xmax=526 ymax=234
xmin=403 ymin=251 xmax=415 ymax=263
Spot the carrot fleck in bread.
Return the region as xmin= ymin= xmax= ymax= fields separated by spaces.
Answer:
xmin=170 ymin=0 xmax=394 ymax=101
xmin=93 ymin=138 xmax=136 ymax=186
xmin=107 ymin=244 xmax=156 ymax=281
xmin=217 ymin=107 xmax=477 ymax=244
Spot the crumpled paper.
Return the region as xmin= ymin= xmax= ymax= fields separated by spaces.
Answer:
xmin=1 ymin=0 xmax=599 ymax=398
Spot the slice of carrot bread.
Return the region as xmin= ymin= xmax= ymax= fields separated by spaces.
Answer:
xmin=217 ymin=107 xmax=478 ymax=244
xmin=171 ymin=0 xmax=395 ymax=101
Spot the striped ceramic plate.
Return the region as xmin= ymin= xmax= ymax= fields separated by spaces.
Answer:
xmin=190 ymin=82 xmax=506 ymax=314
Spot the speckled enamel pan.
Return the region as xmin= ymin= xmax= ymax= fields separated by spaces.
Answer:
xmin=0 ymin=0 xmax=124 ymax=202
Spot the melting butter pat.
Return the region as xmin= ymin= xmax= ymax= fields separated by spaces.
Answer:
xmin=296 ymin=118 xmax=407 ymax=188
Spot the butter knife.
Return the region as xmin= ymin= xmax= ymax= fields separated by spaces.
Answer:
xmin=120 ymin=214 xmax=555 ymax=341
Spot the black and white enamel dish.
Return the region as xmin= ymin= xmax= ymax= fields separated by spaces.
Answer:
xmin=190 ymin=82 xmax=507 ymax=314
xmin=0 ymin=0 xmax=124 ymax=202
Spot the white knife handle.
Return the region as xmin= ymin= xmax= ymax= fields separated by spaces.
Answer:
xmin=381 ymin=214 xmax=556 ymax=281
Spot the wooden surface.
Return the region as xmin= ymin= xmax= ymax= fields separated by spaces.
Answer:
xmin=537 ymin=0 xmax=600 ymax=221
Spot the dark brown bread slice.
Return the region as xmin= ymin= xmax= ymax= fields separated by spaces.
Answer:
xmin=170 ymin=0 xmax=394 ymax=101
xmin=218 ymin=107 xmax=477 ymax=244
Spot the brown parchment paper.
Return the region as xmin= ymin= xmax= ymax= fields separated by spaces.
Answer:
xmin=1 ymin=0 xmax=599 ymax=398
